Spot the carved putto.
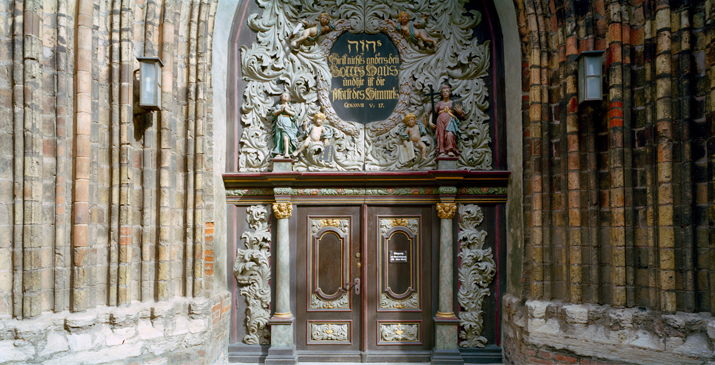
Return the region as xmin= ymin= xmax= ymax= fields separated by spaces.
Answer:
xmin=386 ymin=11 xmax=438 ymax=49
xmin=293 ymin=112 xmax=333 ymax=158
xmin=238 ymin=0 xmax=493 ymax=172
xmin=398 ymin=113 xmax=428 ymax=162
xmin=291 ymin=12 xmax=344 ymax=49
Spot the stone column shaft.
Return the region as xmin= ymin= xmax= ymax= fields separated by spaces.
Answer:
xmin=436 ymin=202 xmax=457 ymax=318
xmin=275 ymin=215 xmax=291 ymax=317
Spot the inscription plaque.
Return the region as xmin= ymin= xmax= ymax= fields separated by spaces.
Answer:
xmin=329 ymin=32 xmax=400 ymax=124
xmin=389 ymin=251 xmax=407 ymax=263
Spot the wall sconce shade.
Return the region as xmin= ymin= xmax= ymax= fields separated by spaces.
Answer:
xmin=578 ymin=51 xmax=604 ymax=104
xmin=137 ymin=57 xmax=164 ymax=111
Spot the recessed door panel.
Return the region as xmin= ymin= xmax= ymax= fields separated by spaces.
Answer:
xmin=297 ymin=206 xmax=361 ymax=355
xmin=368 ymin=206 xmax=433 ymax=352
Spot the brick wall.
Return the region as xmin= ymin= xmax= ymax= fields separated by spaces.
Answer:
xmin=509 ymin=0 xmax=715 ymax=363
xmin=514 ymin=0 xmax=715 ymax=314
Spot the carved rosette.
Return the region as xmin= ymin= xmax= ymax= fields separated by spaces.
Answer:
xmin=457 ymin=204 xmax=496 ymax=348
xmin=233 ymin=205 xmax=272 ymax=345
xmin=272 ymin=203 xmax=293 ymax=219
xmin=436 ymin=203 xmax=457 ymax=219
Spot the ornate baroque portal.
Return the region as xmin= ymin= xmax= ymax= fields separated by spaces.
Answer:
xmin=225 ymin=0 xmax=508 ymax=363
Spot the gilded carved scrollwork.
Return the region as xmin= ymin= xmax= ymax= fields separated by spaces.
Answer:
xmin=380 ymin=293 xmax=419 ymax=309
xmin=379 ymin=217 xmax=419 ymax=235
xmin=238 ymin=0 xmax=492 ymax=172
xmin=233 ymin=205 xmax=272 ymax=345
xmin=310 ymin=323 xmax=349 ymax=342
xmin=311 ymin=293 xmax=349 ymax=309
xmin=272 ymin=203 xmax=293 ymax=219
xmin=436 ymin=203 xmax=457 ymax=219
xmin=379 ymin=323 xmax=420 ymax=343
xmin=457 ymin=204 xmax=496 ymax=348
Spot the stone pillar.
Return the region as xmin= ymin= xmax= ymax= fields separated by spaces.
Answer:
xmin=431 ymin=186 xmax=463 ymax=364
xmin=266 ymin=200 xmax=297 ymax=364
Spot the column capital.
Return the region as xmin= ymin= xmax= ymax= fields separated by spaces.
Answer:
xmin=436 ymin=203 xmax=457 ymax=219
xmin=272 ymin=202 xmax=293 ymax=219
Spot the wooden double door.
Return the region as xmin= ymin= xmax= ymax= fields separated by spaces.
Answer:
xmin=295 ymin=205 xmax=434 ymax=362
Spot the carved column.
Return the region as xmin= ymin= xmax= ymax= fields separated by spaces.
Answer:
xmin=431 ymin=186 xmax=464 ymax=364
xmin=266 ymin=188 xmax=298 ymax=365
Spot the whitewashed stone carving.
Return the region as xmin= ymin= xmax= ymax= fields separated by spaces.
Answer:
xmin=380 ymin=323 xmax=419 ymax=342
xmin=238 ymin=0 xmax=492 ymax=172
xmin=233 ymin=205 xmax=272 ymax=345
xmin=311 ymin=293 xmax=350 ymax=309
xmin=380 ymin=293 xmax=419 ymax=310
xmin=311 ymin=323 xmax=349 ymax=342
xmin=457 ymin=204 xmax=496 ymax=348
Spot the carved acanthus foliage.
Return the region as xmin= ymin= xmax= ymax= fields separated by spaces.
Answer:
xmin=311 ymin=293 xmax=349 ymax=309
xmin=311 ymin=218 xmax=350 ymax=236
xmin=379 ymin=218 xmax=418 ymax=235
xmin=436 ymin=203 xmax=457 ymax=219
xmin=380 ymin=293 xmax=419 ymax=309
xmin=380 ymin=323 xmax=419 ymax=342
xmin=238 ymin=0 xmax=492 ymax=172
xmin=311 ymin=323 xmax=349 ymax=342
xmin=233 ymin=205 xmax=272 ymax=345
xmin=272 ymin=203 xmax=293 ymax=219
xmin=457 ymin=204 xmax=496 ymax=348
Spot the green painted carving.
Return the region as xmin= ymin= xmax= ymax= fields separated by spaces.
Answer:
xmin=458 ymin=187 xmax=507 ymax=195
xmin=438 ymin=186 xmax=458 ymax=195
xmin=226 ymin=188 xmax=274 ymax=196
xmin=273 ymin=187 xmax=293 ymax=196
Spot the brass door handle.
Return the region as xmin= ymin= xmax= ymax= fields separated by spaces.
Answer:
xmin=343 ymin=278 xmax=361 ymax=295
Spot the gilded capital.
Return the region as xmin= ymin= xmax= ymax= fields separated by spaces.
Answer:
xmin=436 ymin=203 xmax=457 ymax=219
xmin=272 ymin=203 xmax=293 ymax=219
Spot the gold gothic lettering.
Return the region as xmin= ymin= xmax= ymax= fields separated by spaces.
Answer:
xmin=329 ymin=42 xmax=399 ymax=104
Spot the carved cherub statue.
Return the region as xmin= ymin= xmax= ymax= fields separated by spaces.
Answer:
xmin=292 ymin=112 xmax=334 ymax=157
xmin=271 ymin=92 xmax=299 ymax=158
xmin=399 ymin=113 xmax=428 ymax=163
xmin=387 ymin=11 xmax=438 ymax=49
xmin=291 ymin=12 xmax=341 ymax=48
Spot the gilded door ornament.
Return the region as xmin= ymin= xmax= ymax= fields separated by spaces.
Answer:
xmin=379 ymin=218 xmax=419 ymax=235
xmin=237 ymin=0 xmax=492 ymax=172
xmin=272 ymin=203 xmax=293 ymax=219
xmin=379 ymin=323 xmax=420 ymax=343
xmin=457 ymin=204 xmax=496 ymax=348
xmin=380 ymin=292 xmax=419 ymax=309
xmin=436 ymin=203 xmax=457 ymax=219
xmin=233 ymin=205 xmax=272 ymax=345
xmin=310 ymin=218 xmax=350 ymax=236
xmin=311 ymin=293 xmax=349 ymax=309
xmin=310 ymin=323 xmax=349 ymax=342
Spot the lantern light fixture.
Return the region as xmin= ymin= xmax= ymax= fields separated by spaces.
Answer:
xmin=578 ymin=50 xmax=605 ymax=104
xmin=136 ymin=56 xmax=164 ymax=111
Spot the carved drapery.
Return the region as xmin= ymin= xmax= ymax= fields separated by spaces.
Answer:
xmin=457 ymin=204 xmax=496 ymax=348
xmin=233 ymin=205 xmax=272 ymax=345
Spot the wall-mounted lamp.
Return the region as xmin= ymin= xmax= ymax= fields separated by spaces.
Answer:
xmin=578 ymin=50 xmax=605 ymax=104
xmin=136 ymin=56 xmax=164 ymax=111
